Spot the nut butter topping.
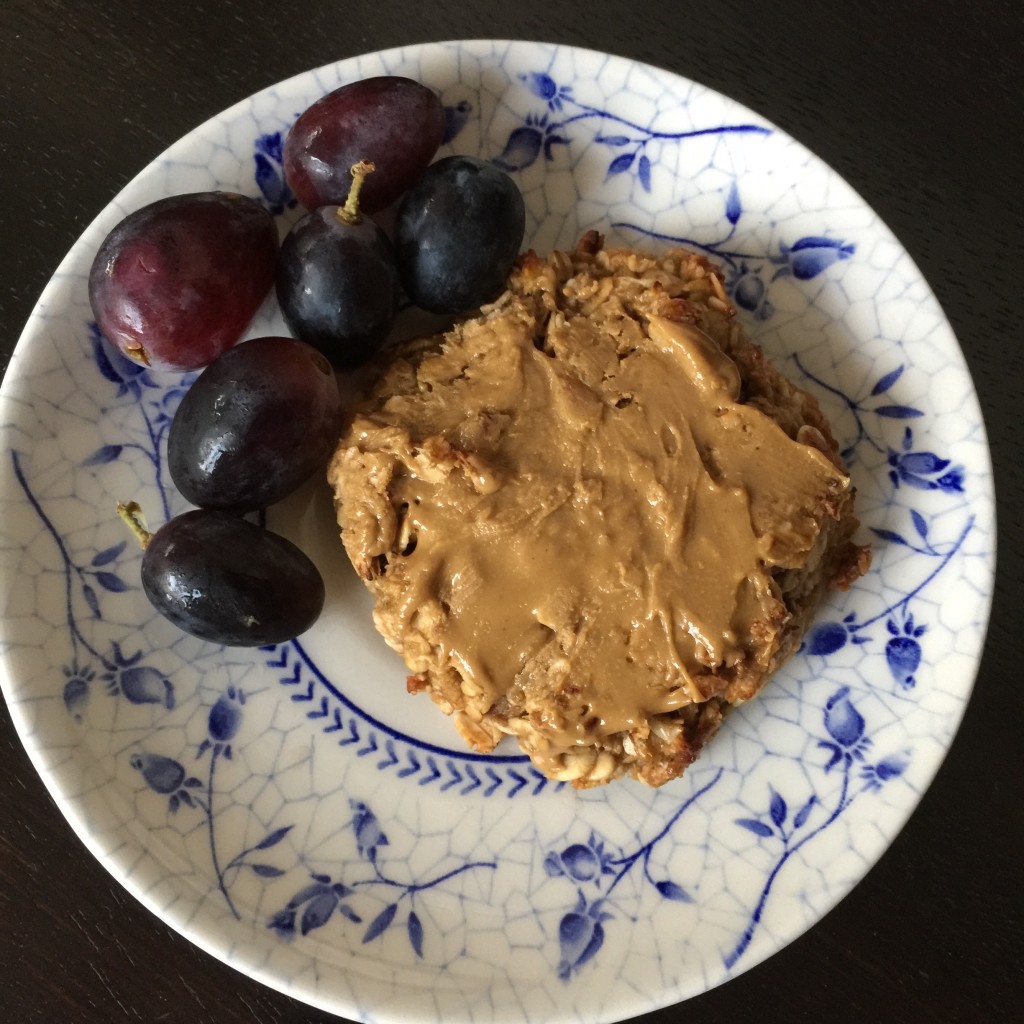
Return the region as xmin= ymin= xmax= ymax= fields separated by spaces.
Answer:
xmin=343 ymin=303 xmax=850 ymax=753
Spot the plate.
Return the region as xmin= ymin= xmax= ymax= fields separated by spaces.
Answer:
xmin=0 ymin=40 xmax=995 ymax=1023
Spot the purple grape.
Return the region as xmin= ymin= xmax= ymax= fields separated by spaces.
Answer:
xmin=139 ymin=509 xmax=324 ymax=647
xmin=167 ymin=336 xmax=343 ymax=512
xmin=395 ymin=156 xmax=525 ymax=313
xmin=276 ymin=163 xmax=398 ymax=368
xmin=284 ymin=76 xmax=444 ymax=213
xmin=88 ymin=192 xmax=278 ymax=371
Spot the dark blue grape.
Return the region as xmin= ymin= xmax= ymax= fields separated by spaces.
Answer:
xmin=276 ymin=178 xmax=398 ymax=368
xmin=167 ymin=336 xmax=342 ymax=512
xmin=140 ymin=510 xmax=324 ymax=646
xmin=395 ymin=156 xmax=525 ymax=314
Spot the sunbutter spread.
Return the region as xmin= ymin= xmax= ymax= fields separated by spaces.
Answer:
xmin=338 ymin=303 xmax=850 ymax=758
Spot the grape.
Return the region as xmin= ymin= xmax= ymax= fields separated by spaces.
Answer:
xmin=88 ymin=192 xmax=278 ymax=371
xmin=284 ymin=76 xmax=444 ymax=213
xmin=394 ymin=156 xmax=525 ymax=313
xmin=167 ymin=336 xmax=342 ymax=512
xmin=276 ymin=164 xmax=398 ymax=368
xmin=138 ymin=509 xmax=325 ymax=646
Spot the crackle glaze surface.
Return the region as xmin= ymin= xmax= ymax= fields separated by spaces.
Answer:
xmin=0 ymin=40 xmax=994 ymax=1024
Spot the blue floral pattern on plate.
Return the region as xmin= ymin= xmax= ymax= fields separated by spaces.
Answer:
xmin=0 ymin=40 xmax=994 ymax=1024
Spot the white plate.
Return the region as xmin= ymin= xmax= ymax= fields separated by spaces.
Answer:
xmin=0 ymin=40 xmax=995 ymax=1023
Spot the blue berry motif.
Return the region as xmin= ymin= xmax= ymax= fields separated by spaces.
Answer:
xmin=884 ymin=614 xmax=926 ymax=689
xmin=540 ymin=773 xmax=719 ymax=980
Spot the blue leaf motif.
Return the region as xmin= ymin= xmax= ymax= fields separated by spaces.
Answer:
xmin=82 ymin=583 xmax=101 ymax=619
xmin=911 ymin=510 xmax=929 ymax=539
xmin=301 ymin=892 xmax=338 ymax=935
xmin=250 ymin=864 xmax=285 ymax=878
xmin=874 ymin=404 xmax=925 ymax=420
xmin=725 ymin=181 xmax=742 ymax=225
xmin=92 ymin=542 xmax=126 ymax=566
xmin=793 ymin=795 xmax=816 ymax=829
xmin=363 ymin=903 xmax=398 ymax=943
xmin=637 ymin=155 xmax=652 ymax=192
xmin=607 ymin=152 xmax=635 ymax=176
xmin=83 ymin=444 xmax=123 ymax=466
xmin=595 ymin=135 xmax=631 ymax=146
xmin=654 ymin=880 xmax=694 ymax=903
xmin=736 ymin=818 xmax=774 ymax=838
xmin=769 ymin=789 xmax=787 ymax=828
xmin=870 ymin=528 xmax=909 ymax=547
xmin=870 ymin=365 xmax=905 ymax=395
xmin=407 ymin=911 xmax=424 ymax=957
xmin=253 ymin=825 xmax=293 ymax=851
xmin=95 ymin=571 xmax=128 ymax=593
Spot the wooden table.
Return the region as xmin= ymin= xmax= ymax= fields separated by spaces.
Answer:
xmin=2 ymin=1 xmax=1020 ymax=1021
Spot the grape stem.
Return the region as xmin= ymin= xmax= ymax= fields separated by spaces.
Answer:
xmin=116 ymin=500 xmax=153 ymax=550
xmin=338 ymin=160 xmax=375 ymax=224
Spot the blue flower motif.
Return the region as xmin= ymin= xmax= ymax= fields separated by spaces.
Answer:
xmin=101 ymin=642 xmax=174 ymax=709
xmin=860 ymin=752 xmax=909 ymax=791
xmin=350 ymin=799 xmax=389 ymax=862
xmin=62 ymin=663 xmax=95 ymax=722
xmin=885 ymin=614 xmax=926 ymax=689
xmin=130 ymin=752 xmax=202 ymax=813
xmin=544 ymin=832 xmax=616 ymax=884
xmin=519 ymin=72 xmax=573 ymax=111
xmin=492 ymin=113 xmax=569 ymax=172
xmin=253 ymin=131 xmax=296 ymax=215
xmin=199 ymin=685 xmax=245 ymax=759
xmin=442 ymin=100 xmax=472 ymax=144
xmin=774 ymin=237 xmax=855 ymax=280
xmin=268 ymin=874 xmax=361 ymax=939
xmin=726 ymin=263 xmax=774 ymax=320
xmin=818 ymin=687 xmax=871 ymax=771
xmin=802 ymin=613 xmax=868 ymax=656
xmin=888 ymin=428 xmax=965 ymax=492
xmin=557 ymin=891 xmax=611 ymax=980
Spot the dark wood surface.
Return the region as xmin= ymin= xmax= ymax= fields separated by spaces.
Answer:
xmin=1 ymin=1 xmax=1021 ymax=1021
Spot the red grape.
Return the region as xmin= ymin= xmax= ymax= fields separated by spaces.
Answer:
xmin=283 ymin=76 xmax=444 ymax=213
xmin=88 ymin=192 xmax=278 ymax=371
